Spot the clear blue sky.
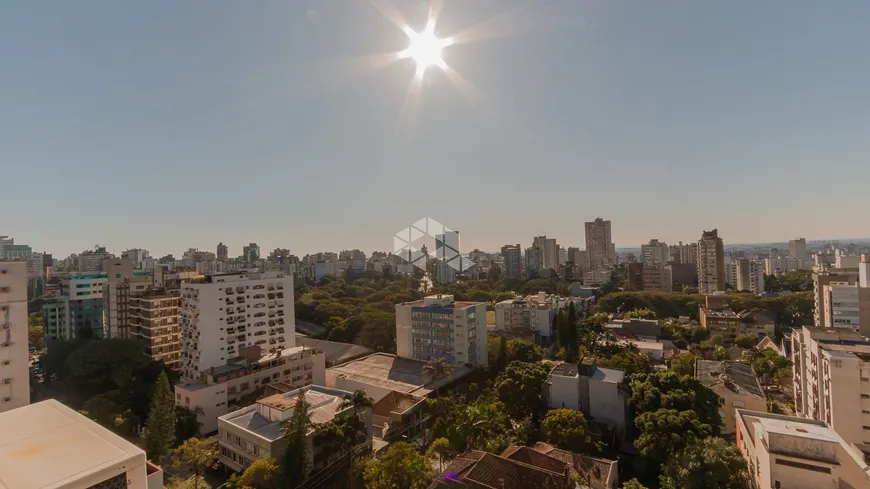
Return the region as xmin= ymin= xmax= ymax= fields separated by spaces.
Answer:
xmin=3 ymin=1 xmax=869 ymax=258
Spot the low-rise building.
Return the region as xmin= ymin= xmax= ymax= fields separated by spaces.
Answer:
xmin=696 ymin=360 xmax=767 ymax=435
xmin=217 ymin=385 xmax=371 ymax=472
xmin=0 ymin=261 xmax=29 ymax=413
xmin=699 ymin=302 xmax=775 ymax=345
xmin=0 ymin=399 xmax=162 ymax=489
xmin=175 ymin=345 xmax=326 ymax=434
xmin=736 ymin=409 xmax=870 ymax=489
xmin=326 ymin=352 xmax=471 ymax=403
xmin=544 ymin=361 xmax=628 ymax=439
xmin=605 ymin=318 xmax=662 ymax=339
xmin=494 ymin=292 xmax=583 ymax=345
xmin=395 ymin=295 xmax=487 ymax=368
xmin=370 ymin=390 xmax=428 ymax=443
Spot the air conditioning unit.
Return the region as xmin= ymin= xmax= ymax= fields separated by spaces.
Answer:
xmin=2 ymin=397 xmax=11 ymax=403
xmin=0 ymin=343 xmax=9 ymax=348
xmin=1 ymin=379 xmax=11 ymax=385
xmin=1 ymin=360 xmax=9 ymax=366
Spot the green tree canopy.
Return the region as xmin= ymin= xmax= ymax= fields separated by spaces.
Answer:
xmin=226 ymin=458 xmax=279 ymax=489
xmin=624 ymin=308 xmax=657 ymax=320
xmin=659 ymin=438 xmax=750 ymax=489
xmin=279 ymin=392 xmax=312 ymax=489
xmin=363 ymin=442 xmax=431 ymax=489
xmin=669 ymin=352 xmax=698 ymax=377
xmin=171 ymin=438 xmax=218 ymax=489
xmin=144 ymin=371 xmax=176 ymax=462
xmin=630 ymin=370 xmax=722 ymax=434
xmin=426 ymin=437 xmax=455 ymax=472
xmin=495 ymin=361 xmax=550 ymax=419
xmin=635 ymin=409 xmax=712 ymax=458
xmin=542 ymin=409 xmax=600 ymax=455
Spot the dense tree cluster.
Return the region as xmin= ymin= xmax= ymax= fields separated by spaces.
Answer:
xmin=763 ymin=269 xmax=813 ymax=293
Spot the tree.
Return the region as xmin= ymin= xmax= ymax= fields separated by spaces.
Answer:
xmin=660 ymin=438 xmax=749 ymax=489
xmin=426 ymin=437 xmax=454 ymax=472
xmin=734 ymin=334 xmax=757 ymax=349
xmin=495 ymin=361 xmax=550 ymax=419
xmin=279 ymin=391 xmax=312 ymax=489
xmin=669 ymin=352 xmax=698 ymax=377
xmin=635 ymin=409 xmax=712 ymax=458
xmin=28 ymin=313 xmax=45 ymax=349
xmin=171 ymin=438 xmax=218 ymax=489
xmin=226 ymin=458 xmax=279 ymax=489
xmin=423 ymin=358 xmax=454 ymax=398
xmin=80 ymin=390 xmax=133 ymax=433
xmin=557 ymin=302 xmax=579 ymax=361
xmin=167 ymin=476 xmax=213 ymax=489
xmin=623 ymin=480 xmax=649 ymax=489
xmin=630 ymin=370 xmax=722 ymax=434
xmin=542 ymin=409 xmax=600 ymax=455
xmin=176 ymin=405 xmax=204 ymax=443
xmin=624 ymin=308 xmax=657 ymax=320
xmin=338 ymin=389 xmax=374 ymax=477
xmin=144 ymin=371 xmax=176 ymax=462
xmin=363 ymin=441 xmax=431 ymax=489
xmin=495 ymin=335 xmax=508 ymax=372
xmin=340 ymin=389 xmax=373 ymax=421
xmin=596 ymin=347 xmax=653 ymax=379
xmin=507 ymin=339 xmax=544 ymax=363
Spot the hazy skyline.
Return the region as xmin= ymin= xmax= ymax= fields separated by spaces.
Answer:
xmin=3 ymin=1 xmax=869 ymax=258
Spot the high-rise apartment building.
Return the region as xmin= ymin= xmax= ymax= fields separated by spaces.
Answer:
xmin=242 ymin=243 xmax=260 ymax=262
xmin=728 ymin=258 xmax=765 ymax=294
xmin=584 ymin=218 xmax=614 ymax=270
xmin=532 ymin=236 xmax=559 ymax=272
xmin=494 ymin=292 xmax=578 ymax=345
xmin=668 ymin=241 xmax=699 ymax=265
xmin=642 ymin=263 xmax=673 ymax=292
xmin=395 ymin=294 xmax=487 ymax=368
xmin=179 ymin=271 xmax=294 ymax=381
xmin=500 ymin=244 xmax=522 ymax=279
xmin=121 ymin=248 xmax=150 ymax=268
xmin=524 ymin=247 xmax=543 ymax=278
xmin=217 ymin=242 xmax=229 ymax=261
xmin=435 ymin=231 xmax=462 ymax=284
xmin=78 ymin=247 xmax=111 ymax=272
xmin=822 ymin=284 xmax=860 ymax=329
xmin=61 ymin=273 xmax=108 ymax=339
xmin=791 ymin=326 xmax=870 ymax=447
xmin=697 ymin=229 xmax=725 ymax=294
xmin=812 ymin=265 xmax=861 ymax=329
xmin=789 ymin=237 xmax=807 ymax=260
xmin=130 ymin=290 xmax=181 ymax=369
xmin=0 ymin=261 xmax=29 ymax=412
xmin=641 ymin=239 xmax=669 ymax=265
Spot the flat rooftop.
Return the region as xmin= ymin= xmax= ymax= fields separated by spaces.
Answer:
xmin=701 ymin=308 xmax=741 ymax=318
xmin=328 ymin=353 xmax=471 ymax=397
xmin=295 ymin=334 xmax=373 ymax=367
xmin=220 ymin=386 xmax=349 ymax=441
xmin=0 ymin=400 xmax=145 ymax=489
xmin=696 ymin=360 xmax=764 ymax=398
xmin=758 ymin=416 xmax=839 ymax=443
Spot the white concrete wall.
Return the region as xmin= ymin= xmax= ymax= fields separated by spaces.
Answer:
xmin=0 ymin=261 xmax=29 ymax=412
xmin=547 ymin=374 xmax=579 ymax=411
xmin=588 ymin=380 xmax=626 ymax=437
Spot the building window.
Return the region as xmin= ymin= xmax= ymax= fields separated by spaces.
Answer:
xmin=774 ymin=458 xmax=831 ymax=473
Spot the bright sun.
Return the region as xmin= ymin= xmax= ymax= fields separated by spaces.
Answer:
xmin=400 ymin=21 xmax=453 ymax=77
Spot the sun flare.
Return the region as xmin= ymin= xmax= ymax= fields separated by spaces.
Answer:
xmin=400 ymin=21 xmax=453 ymax=78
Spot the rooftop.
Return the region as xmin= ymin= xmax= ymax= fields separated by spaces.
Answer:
xmin=700 ymin=308 xmax=741 ymax=318
xmin=295 ymin=334 xmax=373 ymax=367
xmin=548 ymin=362 xmax=625 ymax=384
xmin=328 ymin=353 xmax=471 ymax=397
xmin=695 ymin=360 xmax=764 ymax=398
xmin=219 ymin=385 xmax=351 ymax=441
xmin=0 ymin=400 xmax=146 ymax=489
xmin=429 ymin=450 xmax=569 ymax=489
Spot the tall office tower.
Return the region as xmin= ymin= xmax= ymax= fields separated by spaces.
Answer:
xmin=0 ymin=261 xmax=29 ymax=412
xmin=395 ymin=294 xmax=487 ymax=368
xmin=217 ymin=242 xmax=229 ymax=261
xmin=179 ymin=271 xmax=294 ymax=381
xmin=524 ymin=247 xmax=543 ymax=278
xmin=641 ymin=239 xmax=670 ymax=265
xmin=242 ymin=243 xmax=260 ymax=263
xmin=584 ymin=218 xmax=614 ymax=270
xmin=729 ymin=258 xmax=765 ymax=294
xmin=697 ymin=229 xmax=725 ymax=294
xmin=789 ymin=238 xmax=807 ymax=260
xmin=500 ymin=244 xmax=522 ymax=279
xmin=532 ymin=236 xmax=559 ymax=272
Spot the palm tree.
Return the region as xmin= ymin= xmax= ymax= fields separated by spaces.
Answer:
xmin=423 ymin=358 xmax=454 ymax=398
xmin=339 ymin=389 xmax=374 ymax=420
xmin=338 ymin=390 xmax=373 ymax=489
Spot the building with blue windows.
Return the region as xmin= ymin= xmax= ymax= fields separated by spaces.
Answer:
xmin=60 ymin=273 xmax=109 ymax=339
xmin=395 ymin=295 xmax=487 ymax=368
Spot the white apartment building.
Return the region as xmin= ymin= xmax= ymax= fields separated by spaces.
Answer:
xmin=764 ymin=257 xmax=801 ymax=275
xmin=791 ymin=326 xmax=870 ymax=447
xmin=583 ymin=268 xmax=611 ymax=286
xmin=217 ymin=385 xmax=370 ymax=472
xmin=121 ymin=248 xmax=151 ymax=268
xmin=728 ymin=258 xmax=765 ymax=294
xmin=494 ymin=292 xmax=575 ymax=344
xmin=0 ymin=261 xmax=29 ymax=412
xmin=641 ymin=239 xmax=669 ymax=265
xmin=545 ymin=362 xmax=628 ymax=438
xmin=736 ymin=409 xmax=870 ymax=489
xmin=395 ymin=295 xmax=487 ymax=368
xmin=60 ymin=272 xmax=109 ymax=339
xmin=0 ymin=400 xmax=164 ymax=489
xmin=175 ymin=345 xmax=326 ymax=434
xmin=533 ymin=236 xmax=559 ymax=272
xmin=823 ymin=284 xmax=861 ymax=329
xmin=179 ymin=271 xmax=295 ymax=381
xmin=813 ymin=266 xmax=861 ymax=329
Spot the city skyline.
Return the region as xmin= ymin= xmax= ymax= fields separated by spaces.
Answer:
xmin=4 ymin=1 xmax=870 ymax=257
